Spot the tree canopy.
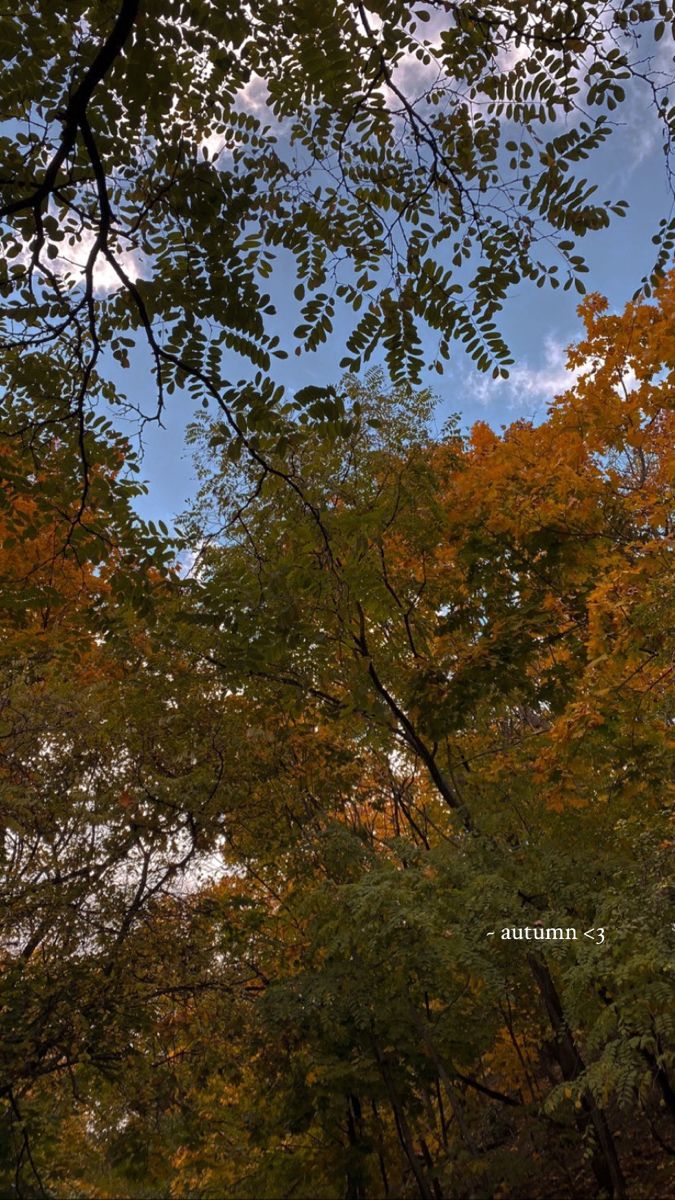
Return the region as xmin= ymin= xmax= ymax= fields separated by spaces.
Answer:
xmin=0 ymin=277 xmax=673 ymax=1197
xmin=2 ymin=0 xmax=675 ymax=498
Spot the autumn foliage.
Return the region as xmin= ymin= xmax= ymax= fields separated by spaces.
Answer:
xmin=1 ymin=282 xmax=673 ymax=1198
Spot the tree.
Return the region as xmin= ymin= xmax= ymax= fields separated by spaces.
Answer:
xmin=162 ymin=284 xmax=672 ymax=1195
xmin=0 ymin=409 xmax=241 ymax=1197
xmin=8 ymin=279 xmax=672 ymax=1197
xmin=1 ymin=0 xmax=675 ymax=512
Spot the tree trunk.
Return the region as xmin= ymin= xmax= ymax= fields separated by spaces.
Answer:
xmin=345 ymin=1093 xmax=366 ymax=1200
xmin=528 ymin=954 xmax=626 ymax=1199
xmin=373 ymin=1044 xmax=435 ymax=1200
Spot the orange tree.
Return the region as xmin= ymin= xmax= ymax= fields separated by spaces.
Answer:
xmin=0 ymin=386 xmax=243 ymax=1194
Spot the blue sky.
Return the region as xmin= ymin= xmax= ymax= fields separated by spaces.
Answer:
xmin=129 ymin=78 xmax=671 ymax=527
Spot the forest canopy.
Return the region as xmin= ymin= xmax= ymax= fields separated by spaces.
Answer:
xmin=1 ymin=3 xmax=674 ymax=1199
xmin=1 ymin=277 xmax=674 ymax=1197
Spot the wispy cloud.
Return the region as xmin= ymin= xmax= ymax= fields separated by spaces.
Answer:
xmin=236 ymin=72 xmax=272 ymax=115
xmin=57 ymin=231 xmax=142 ymax=293
xmin=465 ymin=331 xmax=639 ymax=419
xmin=465 ymin=334 xmax=579 ymax=415
xmin=17 ymin=227 xmax=142 ymax=295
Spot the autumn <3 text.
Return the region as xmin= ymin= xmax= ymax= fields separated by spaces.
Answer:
xmin=488 ymin=927 xmax=606 ymax=943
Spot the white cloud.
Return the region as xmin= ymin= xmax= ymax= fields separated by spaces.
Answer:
xmin=497 ymin=42 xmax=529 ymax=73
xmin=236 ymin=72 xmax=272 ymax=116
xmin=23 ymin=225 xmax=142 ymax=294
xmin=197 ymin=70 xmax=278 ymax=163
xmin=388 ymin=50 xmax=443 ymax=101
xmin=461 ymin=333 xmax=583 ymax=422
xmin=200 ymin=129 xmax=234 ymax=162
xmin=465 ymin=334 xmax=580 ymax=414
xmin=507 ymin=335 xmax=579 ymax=398
xmin=465 ymin=332 xmax=639 ymax=417
xmin=56 ymin=230 xmax=142 ymax=294
xmin=16 ymin=227 xmax=142 ymax=296
xmin=369 ymin=11 xmax=449 ymax=108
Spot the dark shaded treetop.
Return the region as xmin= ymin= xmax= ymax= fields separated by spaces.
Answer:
xmin=1 ymin=0 xmax=675 ymax=508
